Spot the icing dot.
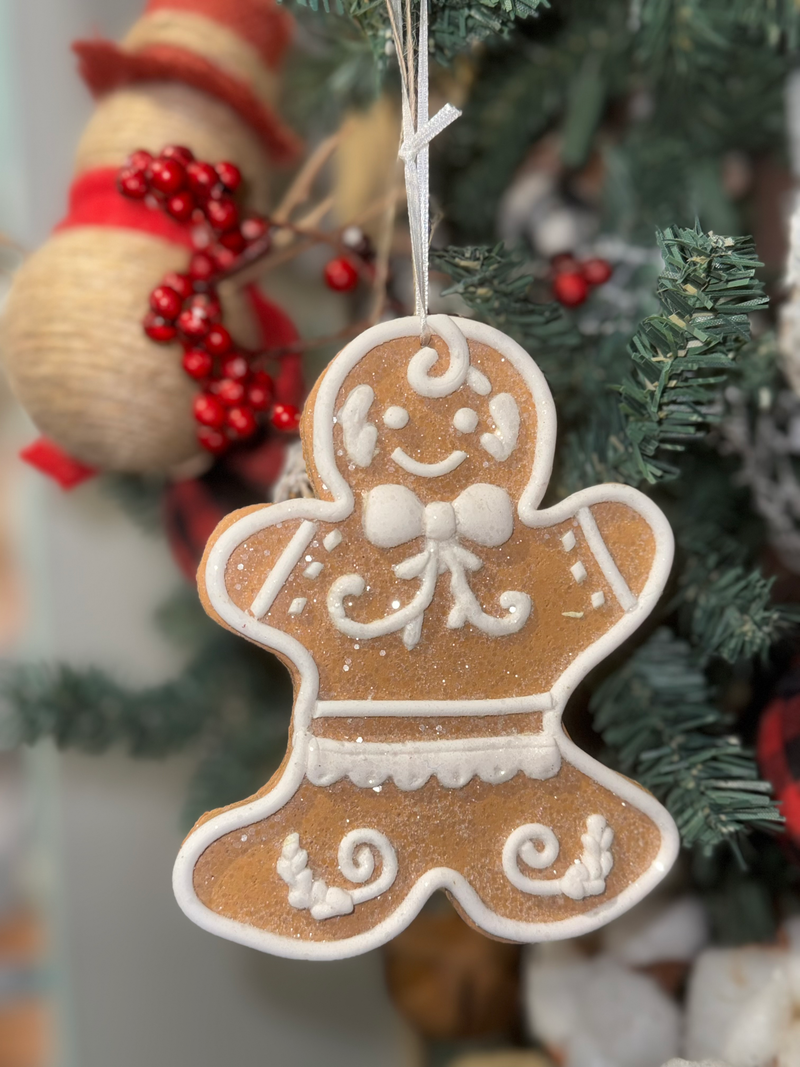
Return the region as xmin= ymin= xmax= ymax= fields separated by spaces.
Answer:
xmin=383 ymin=406 xmax=409 ymax=429
xmin=237 ymin=563 xmax=244 ymax=570
xmin=380 ymin=650 xmax=386 ymax=657
xmin=453 ymin=407 xmax=479 ymax=433
xmin=356 ymin=737 xmax=363 ymax=744
xmin=343 ymin=664 xmax=350 ymax=672
xmin=373 ymin=786 xmax=382 ymax=793
xmin=241 ymin=834 xmax=248 ymax=842
xmin=392 ymin=600 xmax=401 ymax=609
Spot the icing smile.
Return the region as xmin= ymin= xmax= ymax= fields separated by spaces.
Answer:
xmin=390 ymin=448 xmax=467 ymax=478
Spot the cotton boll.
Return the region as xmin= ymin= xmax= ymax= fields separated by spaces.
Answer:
xmin=778 ymin=1020 xmax=800 ymax=1067
xmin=685 ymin=947 xmax=792 ymax=1067
xmin=525 ymin=953 xmax=680 ymax=1067
xmin=523 ymin=942 xmax=584 ymax=1050
xmin=660 ymin=1060 xmax=732 ymax=1067
xmin=603 ymin=896 xmax=708 ymax=967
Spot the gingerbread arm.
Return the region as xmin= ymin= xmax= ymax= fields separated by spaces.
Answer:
xmin=521 ymin=482 xmax=674 ymax=702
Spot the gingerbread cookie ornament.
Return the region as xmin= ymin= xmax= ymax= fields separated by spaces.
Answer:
xmin=173 ymin=313 xmax=679 ymax=958
xmin=173 ymin=0 xmax=678 ymax=958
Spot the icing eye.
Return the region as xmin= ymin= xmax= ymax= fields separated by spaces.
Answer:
xmin=383 ymin=406 xmax=409 ymax=429
xmin=453 ymin=407 xmax=478 ymax=434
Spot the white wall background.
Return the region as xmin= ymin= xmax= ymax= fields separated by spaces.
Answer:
xmin=0 ymin=2 xmax=410 ymax=1065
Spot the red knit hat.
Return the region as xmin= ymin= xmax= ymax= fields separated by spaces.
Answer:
xmin=73 ymin=0 xmax=300 ymax=164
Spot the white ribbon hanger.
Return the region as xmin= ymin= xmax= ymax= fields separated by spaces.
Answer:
xmin=385 ymin=0 xmax=461 ymax=337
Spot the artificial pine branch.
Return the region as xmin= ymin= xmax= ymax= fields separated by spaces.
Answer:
xmin=432 ymin=243 xmax=579 ymax=353
xmin=288 ymin=0 xmax=548 ymax=66
xmin=615 ymin=224 xmax=767 ymax=484
xmin=2 ymin=659 xmax=217 ymax=757
xmin=674 ymin=533 xmax=800 ymax=664
xmin=590 ymin=628 xmax=782 ymax=854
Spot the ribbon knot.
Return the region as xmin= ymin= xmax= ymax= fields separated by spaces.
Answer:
xmin=327 ymin=483 xmax=532 ymax=649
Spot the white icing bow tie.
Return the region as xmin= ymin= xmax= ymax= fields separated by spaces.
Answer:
xmin=327 ymin=483 xmax=531 ymax=650
xmin=362 ymin=483 xmax=515 ymax=550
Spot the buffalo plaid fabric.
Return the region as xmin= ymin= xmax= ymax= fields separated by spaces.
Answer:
xmin=758 ymin=673 xmax=800 ymax=842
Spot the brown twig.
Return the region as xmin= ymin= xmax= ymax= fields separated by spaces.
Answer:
xmin=272 ymin=134 xmax=340 ymax=224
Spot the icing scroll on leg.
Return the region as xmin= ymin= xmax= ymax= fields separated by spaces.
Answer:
xmin=502 ymin=815 xmax=614 ymax=901
xmin=278 ymin=829 xmax=398 ymax=922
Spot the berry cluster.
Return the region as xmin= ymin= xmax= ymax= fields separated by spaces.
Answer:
xmin=117 ymin=145 xmax=298 ymax=455
xmin=550 ymin=255 xmax=613 ymax=308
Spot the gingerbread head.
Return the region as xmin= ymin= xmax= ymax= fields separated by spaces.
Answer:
xmin=174 ymin=315 xmax=679 ymax=959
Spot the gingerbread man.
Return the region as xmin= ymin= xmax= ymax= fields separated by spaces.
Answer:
xmin=173 ymin=315 xmax=679 ymax=959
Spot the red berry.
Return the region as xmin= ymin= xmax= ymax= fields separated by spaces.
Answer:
xmin=211 ymin=247 xmax=237 ymax=272
xmin=161 ymin=145 xmax=194 ymax=165
xmin=581 ymin=258 xmax=613 ymax=286
xmin=177 ymin=309 xmax=211 ymax=342
xmin=117 ymin=168 xmax=149 ymax=199
xmin=212 ymin=378 xmax=246 ymax=407
xmin=215 ymin=161 xmax=242 ymax=192
xmin=271 ymin=403 xmax=301 ymax=432
xmin=550 ymin=253 xmax=579 ymax=275
xmin=182 ymin=349 xmax=213 ymax=380
xmin=226 ymin=405 xmax=257 ymax=438
xmin=127 ymin=149 xmax=153 ymax=172
xmin=149 ymin=285 xmax=182 ymax=320
xmin=553 ymin=271 xmax=589 ymax=308
xmin=162 ymin=271 xmax=194 ymax=299
xmin=241 ymin=216 xmax=269 ymax=244
xmin=143 ymin=311 xmax=177 ymax=342
xmin=189 ymin=252 xmax=216 ymax=283
xmin=220 ymin=353 xmax=250 ymax=381
xmin=166 ymin=190 xmax=196 ymax=222
xmin=247 ymin=371 xmax=273 ymax=411
xmin=324 ymin=256 xmax=359 ymax=292
xmin=204 ymin=324 xmax=232 ymax=356
xmin=187 ymin=292 xmax=221 ymax=322
xmin=186 ymin=161 xmax=219 ymax=199
xmin=193 ymin=392 xmax=226 ymax=428
xmin=197 ymin=425 xmax=229 ymax=455
xmin=148 ymin=158 xmax=186 ymax=195
xmin=205 ymin=198 xmax=239 ymax=233
xmin=218 ymin=229 xmax=246 ymax=253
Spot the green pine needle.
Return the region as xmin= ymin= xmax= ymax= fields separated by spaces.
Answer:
xmin=432 ymin=243 xmax=580 ymax=356
xmin=591 ymin=628 xmax=783 ymax=854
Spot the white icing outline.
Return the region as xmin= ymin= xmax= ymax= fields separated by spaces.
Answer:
xmin=390 ymin=448 xmax=467 ymax=477
xmin=174 ymin=315 xmax=678 ymax=959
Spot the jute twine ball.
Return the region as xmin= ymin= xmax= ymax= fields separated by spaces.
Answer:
xmin=1 ymin=76 xmax=274 ymax=473
xmin=75 ymin=82 xmax=272 ymax=212
xmin=1 ymin=227 xmax=258 ymax=472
